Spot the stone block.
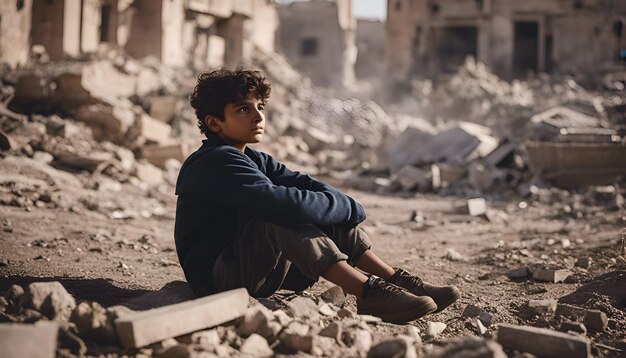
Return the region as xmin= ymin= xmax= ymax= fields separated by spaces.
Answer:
xmin=560 ymin=321 xmax=587 ymax=335
xmin=554 ymin=304 xmax=608 ymax=332
xmin=532 ymin=268 xmax=572 ymax=283
xmin=240 ymin=333 xmax=273 ymax=357
xmin=73 ymin=104 xmax=135 ymax=142
xmin=461 ymin=304 xmax=483 ymax=318
xmin=528 ymin=299 xmax=557 ymax=315
xmin=433 ymin=336 xmax=506 ymax=358
xmin=497 ymin=324 xmax=590 ymax=358
xmin=279 ymin=321 xmax=313 ymax=353
xmin=0 ymin=321 xmax=58 ymax=358
xmin=426 ymin=321 xmax=447 ymax=338
xmin=134 ymin=161 xmax=164 ymax=187
xmin=575 ymin=257 xmax=591 ymax=269
xmin=237 ymin=305 xmax=276 ymax=339
xmin=319 ymin=322 xmax=342 ymax=342
xmin=115 ymin=287 xmax=248 ymax=348
xmin=367 ymin=336 xmax=416 ymax=358
xmin=142 ymin=143 xmax=193 ymax=168
xmin=149 ymin=96 xmax=178 ymax=123
xmin=457 ymin=198 xmax=487 ymax=216
xmin=393 ymin=165 xmax=430 ymax=191
xmin=287 ymin=297 xmax=319 ymax=321
xmin=23 ymin=281 xmax=76 ymax=322
xmin=320 ymin=285 xmax=345 ymax=308
xmin=507 ymin=267 xmax=530 ymax=279
xmin=129 ymin=113 xmax=172 ymax=145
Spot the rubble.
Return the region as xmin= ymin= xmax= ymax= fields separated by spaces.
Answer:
xmin=115 ymin=288 xmax=249 ymax=348
xmin=554 ymin=304 xmax=608 ymax=332
xmin=22 ymin=281 xmax=76 ymax=322
xmin=497 ymin=324 xmax=591 ymax=358
xmin=0 ymin=321 xmax=58 ymax=358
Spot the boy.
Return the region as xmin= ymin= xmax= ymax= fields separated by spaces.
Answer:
xmin=175 ymin=68 xmax=460 ymax=324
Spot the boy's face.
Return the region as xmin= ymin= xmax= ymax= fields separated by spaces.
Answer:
xmin=206 ymin=95 xmax=266 ymax=151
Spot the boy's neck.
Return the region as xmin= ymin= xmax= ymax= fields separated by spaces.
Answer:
xmin=213 ymin=133 xmax=247 ymax=152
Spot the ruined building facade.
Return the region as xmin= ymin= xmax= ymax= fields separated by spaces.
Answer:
xmin=278 ymin=0 xmax=356 ymax=89
xmin=386 ymin=0 xmax=626 ymax=81
xmin=1 ymin=0 xmax=278 ymax=69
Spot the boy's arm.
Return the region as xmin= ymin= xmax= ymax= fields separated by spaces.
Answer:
xmin=261 ymin=152 xmax=337 ymax=193
xmin=180 ymin=148 xmax=366 ymax=227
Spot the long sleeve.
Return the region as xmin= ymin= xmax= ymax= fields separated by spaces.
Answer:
xmin=177 ymin=147 xmax=366 ymax=227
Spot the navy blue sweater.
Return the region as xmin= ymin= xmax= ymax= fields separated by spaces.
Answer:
xmin=174 ymin=135 xmax=366 ymax=295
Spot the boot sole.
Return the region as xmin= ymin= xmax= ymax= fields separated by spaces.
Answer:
xmin=358 ymin=301 xmax=437 ymax=325
xmin=433 ymin=288 xmax=461 ymax=313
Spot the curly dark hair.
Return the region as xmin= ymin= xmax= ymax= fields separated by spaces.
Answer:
xmin=189 ymin=67 xmax=272 ymax=137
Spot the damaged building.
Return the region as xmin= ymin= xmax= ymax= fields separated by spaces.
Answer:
xmin=278 ymin=0 xmax=356 ymax=89
xmin=355 ymin=19 xmax=386 ymax=81
xmin=1 ymin=0 xmax=278 ymax=69
xmin=386 ymin=0 xmax=626 ymax=82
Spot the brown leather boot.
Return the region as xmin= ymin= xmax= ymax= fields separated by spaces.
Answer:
xmin=387 ymin=268 xmax=461 ymax=313
xmin=356 ymin=275 xmax=437 ymax=324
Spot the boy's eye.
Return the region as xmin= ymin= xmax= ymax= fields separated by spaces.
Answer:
xmin=237 ymin=107 xmax=249 ymax=113
xmin=258 ymin=104 xmax=265 ymax=111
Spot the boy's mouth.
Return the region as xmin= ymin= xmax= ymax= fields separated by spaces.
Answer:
xmin=252 ymin=126 xmax=264 ymax=132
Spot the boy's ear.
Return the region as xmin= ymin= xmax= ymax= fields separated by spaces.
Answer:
xmin=205 ymin=115 xmax=222 ymax=133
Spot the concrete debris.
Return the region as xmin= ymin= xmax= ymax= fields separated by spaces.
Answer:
xmin=426 ymin=321 xmax=447 ymax=339
xmin=287 ymin=296 xmax=320 ymax=321
xmin=279 ymin=321 xmax=314 ymax=353
xmin=115 ymin=288 xmax=249 ymax=348
xmin=461 ymin=304 xmax=483 ymax=318
xmin=23 ymin=281 xmax=76 ymax=322
xmin=560 ymin=321 xmax=588 ymax=335
xmin=507 ymin=267 xmax=531 ymax=279
xmin=554 ymin=304 xmax=608 ymax=332
xmin=240 ymin=333 xmax=273 ymax=357
xmin=0 ymin=321 xmax=58 ymax=358
xmin=319 ymin=285 xmax=346 ymax=308
xmin=528 ymin=299 xmax=558 ymax=315
xmin=367 ymin=335 xmax=417 ymax=358
xmin=497 ymin=324 xmax=591 ymax=358
xmin=532 ymin=268 xmax=572 ymax=283
xmin=432 ymin=336 xmax=506 ymax=358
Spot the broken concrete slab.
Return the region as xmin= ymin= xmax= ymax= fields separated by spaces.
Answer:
xmin=560 ymin=321 xmax=587 ymax=335
xmin=386 ymin=123 xmax=437 ymax=173
xmin=392 ymin=165 xmax=430 ymax=191
xmin=497 ymin=324 xmax=590 ymax=358
xmin=73 ymin=104 xmax=135 ymax=142
xmin=554 ymin=304 xmax=608 ymax=332
xmin=134 ymin=161 xmax=164 ymax=187
xmin=115 ymin=287 xmax=248 ymax=348
xmin=0 ymin=321 xmax=58 ymax=358
xmin=532 ymin=268 xmax=572 ymax=283
xmin=403 ymin=122 xmax=498 ymax=167
xmin=237 ymin=305 xmax=279 ymax=340
xmin=433 ymin=163 xmax=467 ymax=186
xmin=127 ymin=113 xmax=172 ymax=145
xmin=141 ymin=142 xmax=193 ymax=168
xmin=456 ymin=198 xmax=487 ymax=216
xmin=279 ymin=321 xmax=313 ymax=353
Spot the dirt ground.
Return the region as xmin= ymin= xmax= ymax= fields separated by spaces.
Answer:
xmin=1 ymin=159 xmax=625 ymax=356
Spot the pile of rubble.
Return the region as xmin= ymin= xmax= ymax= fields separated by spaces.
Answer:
xmin=3 ymin=279 xmax=620 ymax=357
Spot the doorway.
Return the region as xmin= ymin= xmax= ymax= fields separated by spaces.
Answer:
xmin=513 ymin=21 xmax=539 ymax=77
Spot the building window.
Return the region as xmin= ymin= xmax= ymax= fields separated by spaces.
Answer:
xmin=17 ymin=0 xmax=24 ymax=10
xmin=300 ymin=38 xmax=318 ymax=57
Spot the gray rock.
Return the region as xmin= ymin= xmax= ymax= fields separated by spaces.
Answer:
xmin=433 ymin=336 xmax=506 ymax=358
xmin=319 ymin=322 xmax=342 ymax=342
xmin=352 ymin=329 xmax=373 ymax=353
xmin=318 ymin=303 xmax=337 ymax=317
xmin=287 ymin=296 xmax=319 ymax=321
xmin=368 ymin=336 xmax=417 ymax=358
xmin=528 ymin=299 xmax=557 ymax=315
xmin=461 ymin=304 xmax=483 ymax=318
xmin=507 ymin=267 xmax=530 ymax=279
xmin=71 ymin=301 xmax=117 ymax=344
xmin=240 ymin=333 xmax=273 ymax=357
xmin=191 ymin=329 xmax=220 ymax=351
xmin=337 ymin=308 xmax=355 ymax=318
xmin=237 ymin=305 xmax=276 ymax=339
xmin=320 ymin=285 xmax=346 ymax=308
xmin=279 ymin=321 xmax=313 ymax=353
xmin=6 ymin=284 xmax=24 ymax=308
xmin=426 ymin=321 xmax=447 ymax=339
xmin=478 ymin=311 xmax=493 ymax=327
xmin=575 ymin=257 xmax=591 ymax=269
xmin=560 ymin=321 xmax=587 ymax=335
xmin=23 ymin=281 xmax=76 ymax=321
